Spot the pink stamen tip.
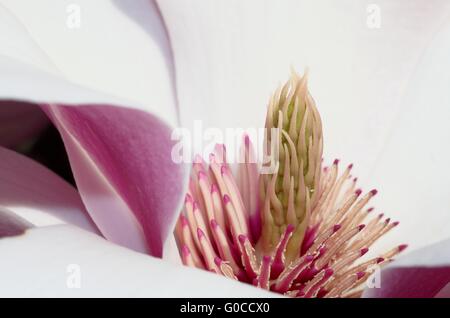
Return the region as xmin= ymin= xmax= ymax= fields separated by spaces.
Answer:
xmin=333 ymin=224 xmax=342 ymax=232
xmin=358 ymin=224 xmax=366 ymax=231
xmin=262 ymin=255 xmax=272 ymax=263
xmin=185 ymin=194 xmax=193 ymax=204
xmin=333 ymin=159 xmax=339 ymax=165
xmin=324 ymin=268 xmax=334 ymax=277
xmin=210 ymin=219 xmax=218 ymax=229
xmin=214 ymin=257 xmax=223 ymax=267
xmin=376 ymin=257 xmax=385 ymax=264
xmin=223 ymin=194 xmax=231 ymax=204
xmin=181 ymin=245 xmax=190 ymax=256
xmin=286 ymin=224 xmax=295 ymax=234
xmin=198 ymin=171 xmax=207 ymax=180
xmin=353 ymin=177 xmax=358 ymax=182
xmin=348 ymin=163 xmax=353 ymax=169
xmin=367 ymin=207 xmax=374 ymax=212
xmin=398 ymin=244 xmax=408 ymax=252
xmin=355 ymin=189 xmax=362 ymax=196
xmin=323 ymin=167 xmax=329 ymax=172
xmin=356 ymin=271 xmax=366 ymax=280
xmin=211 ymin=183 xmax=219 ymax=193
xmin=244 ymin=134 xmax=250 ymax=147
xmin=238 ymin=234 xmax=247 ymax=244
xmin=220 ymin=165 xmax=227 ymax=175
xmin=180 ymin=215 xmax=189 ymax=227
xmin=305 ymin=255 xmax=315 ymax=263
xmin=193 ymin=201 xmax=200 ymax=211
xmin=385 ymin=218 xmax=391 ymax=224
xmin=378 ymin=213 xmax=384 ymax=219
xmin=370 ymin=189 xmax=378 ymax=196
xmin=197 ymin=228 xmax=205 ymax=239
xmin=393 ymin=221 xmax=400 ymax=226
xmin=360 ymin=248 xmax=369 ymax=256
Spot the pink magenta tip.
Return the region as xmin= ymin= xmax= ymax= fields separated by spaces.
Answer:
xmin=370 ymin=189 xmax=378 ymax=196
xmin=244 ymin=134 xmax=250 ymax=147
xmin=193 ymin=201 xmax=200 ymax=211
xmin=210 ymin=219 xmax=218 ymax=229
xmin=323 ymin=166 xmax=329 ymax=172
xmin=378 ymin=213 xmax=384 ymax=218
xmin=385 ymin=218 xmax=391 ymax=224
xmin=180 ymin=215 xmax=189 ymax=226
xmin=185 ymin=194 xmax=193 ymax=204
xmin=355 ymin=189 xmax=362 ymax=196
xmin=198 ymin=171 xmax=207 ymax=180
xmin=214 ymin=257 xmax=223 ymax=267
xmin=393 ymin=221 xmax=400 ymax=226
xmin=304 ymin=255 xmax=315 ymax=263
xmin=367 ymin=207 xmax=374 ymax=212
xmin=360 ymin=248 xmax=369 ymax=256
xmin=223 ymin=194 xmax=231 ymax=204
xmin=348 ymin=163 xmax=353 ymax=169
xmin=353 ymin=177 xmax=358 ymax=182
xmin=333 ymin=224 xmax=342 ymax=232
xmin=398 ymin=244 xmax=408 ymax=252
xmin=356 ymin=272 xmax=366 ymax=280
xmin=211 ymin=183 xmax=219 ymax=193
xmin=197 ymin=228 xmax=205 ymax=238
xmin=286 ymin=224 xmax=295 ymax=233
xmin=358 ymin=224 xmax=366 ymax=231
xmin=238 ymin=234 xmax=247 ymax=244
xmin=376 ymin=257 xmax=385 ymax=264
xmin=333 ymin=159 xmax=340 ymax=165
xmin=220 ymin=165 xmax=227 ymax=175
xmin=181 ymin=245 xmax=190 ymax=256
xmin=324 ymin=268 xmax=334 ymax=277
xmin=262 ymin=255 xmax=272 ymax=263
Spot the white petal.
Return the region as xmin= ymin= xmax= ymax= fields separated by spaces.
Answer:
xmin=0 ymin=0 xmax=178 ymax=126
xmin=0 ymin=225 xmax=277 ymax=297
xmin=158 ymin=0 xmax=450 ymax=170
xmin=0 ymin=146 xmax=99 ymax=233
xmin=368 ymin=20 xmax=450 ymax=252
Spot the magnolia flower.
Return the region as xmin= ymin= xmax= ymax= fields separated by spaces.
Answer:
xmin=1 ymin=0 xmax=450 ymax=297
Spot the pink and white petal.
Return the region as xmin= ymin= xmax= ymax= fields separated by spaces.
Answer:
xmin=0 ymin=224 xmax=277 ymax=297
xmin=0 ymin=145 xmax=99 ymax=233
xmin=43 ymin=104 xmax=189 ymax=257
xmin=1 ymin=3 xmax=188 ymax=256
xmin=363 ymin=239 xmax=450 ymax=298
xmin=157 ymin=0 xmax=450 ymax=171
xmin=0 ymin=207 xmax=33 ymax=238
xmin=1 ymin=0 xmax=178 ymax=126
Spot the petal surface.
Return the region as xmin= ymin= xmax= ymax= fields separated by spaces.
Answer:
xmin=0 ymin=207 xmax=33 ymax=238
xmin=157 ymin=0 xmax=449 ymax=166
xmin=0 ymin=145 xmax=98 ymax=232
xmin=0 ymin=224 xmax=277 ymax=297
xmin=363 ymin=239 xmax=450 ymax=298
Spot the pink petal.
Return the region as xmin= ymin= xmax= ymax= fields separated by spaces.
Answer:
xmin=363 ymin=239 xmax=450 ymax=298
xmin=0 ymin=207 xmax=32 ymax=238
xmin=44 ymin=104 xmax=188 ymax=257
xmin=0 ymin=101 xmax=48 ymax=147
xmin=0 ymin=145 xmax=99 ymax=233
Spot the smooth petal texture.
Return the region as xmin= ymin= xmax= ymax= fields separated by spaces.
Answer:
xmin=0 ymin=101 xmax=48 ymax=147
xmin=0 ymin=224 xmax=277 ymax=297
xmin=363 ymin=239 xmax=450 ymax=298
xmin=1 ymin=2 xmax=188 ymax=256
xmin=44 ymin=104 xmax=188 ymax=257
xmin=0 ymin=207 xmax=33 ymax=238
xmin=158 ymin=0 xmax=450 ymax=168
xmin=1 ymin=0 xmax=178 ymax=126
xmin=367 ymin=20 xmax=450 ymax=253
xmin=0 ymin=145 xmax=99 ymax=232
